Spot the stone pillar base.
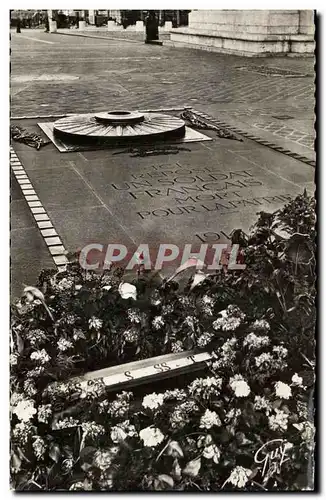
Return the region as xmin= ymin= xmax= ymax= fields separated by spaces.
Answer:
xmin=135 ymin=20 xmax=144 ymax=32
xmin=170 ymin=10 xmax=315 ymax=57
xmin=160 ymin=21 xmax=172 ymax=32
xmin=170 ymin=29 xmax=315 ymax=57
xmin=107 ymin=20 xmax=119 ymax=31
xmin=49 ymin=20 xmax=57 ymax=33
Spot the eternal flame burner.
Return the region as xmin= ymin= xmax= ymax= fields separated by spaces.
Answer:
xmin=53 ymin=110 xmax=186 ymax=146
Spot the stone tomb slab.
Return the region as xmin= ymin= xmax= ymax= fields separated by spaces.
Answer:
xmin=74 ymin=140 xmax=314 ymax=247
xmin=12 ymin=119 xmax=315 ymax=272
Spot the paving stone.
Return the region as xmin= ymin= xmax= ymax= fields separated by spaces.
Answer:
xmin=31 ymin=207 xmax=46 ymax=214
xmin=25 ymin=195 xmax=39 ymax=201
xmin=49 ymin=245 xmax=66 ymax=255
xmin=53 ymin=255 xmax=69 ymax=266
xmin=34 ymin=213 xmax=50 ymax=221
xmin=11 ymin=173 xmax=25 ymax=201
xmin=41 ymin=228 xmax=57 ymax=237
xmin=47 ymin=205 xmax=134 ymax=253
xmin=37 ymin=220 xmax=53 ymax=229
xmin=44 ymin=236 xmax=62 ymax=246
xmin=27 ymin=201 xmax=42 ymax=207
xmin=11 ymin=227 xmax=55 ymax=300
xmin=11 ymin=199 xmax=36 ymax=230
xmin=22 ymin=189 xmax=36 ymax=195
xmin=17 ymin=179 xmax=32 ymax=186
xmin=27 ymin=166 xmax=101 ymax=210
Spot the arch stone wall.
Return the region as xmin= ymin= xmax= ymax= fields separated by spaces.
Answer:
xmin=170 ymin=10 xmax=315 ymax=56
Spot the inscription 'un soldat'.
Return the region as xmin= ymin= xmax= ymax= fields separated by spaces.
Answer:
xmin=111 ymin=170 xmax=254 ymax=192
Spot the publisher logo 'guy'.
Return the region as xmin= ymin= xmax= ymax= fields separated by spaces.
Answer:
xmin=78 ymin=243 xmax=246 ymax=271
xmin=254 ymin=439 xmax=292 ymax=478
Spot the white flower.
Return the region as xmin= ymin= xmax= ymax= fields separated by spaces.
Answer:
xmin=201 ymin=295 xmax=214 ymax=314
xmin=12 ymin=422 xmax=33 ymax=445
xmin=162 ymin=304 xmax=174 ymax=315
xmin=296 ymin=401 xmax=309 ymax=419
xmin=151 ymin=296 xmax=161 ymax=306
xmin=225 ymin=408 xmax=241 ymax=422
xmin=13 ymin=399 xmax=37 ymax=422
xmin=110 ymin=426 xmax=127 ymax=443
xmin=226 ymin=466 xmax=252 ymax=488
xmin=221 ymin=337 xmax=238 ymax=352
xmin=197 ymin=332 xmax=214 ymax=348
xmin=32 ymin=436 xmax=46 ymax=459
xmin=79 ymin=380 xmax=105 ymax=400
xmin=213 ymin=316 xmax=241 ymax=332
xmin=291 ymin=373 xmax=303 ymax=387
xmin=123 ymin=328 xmax=139 ymax=343
xmin=202 ymin=295 xmax=214 ymax=306
xmin=57 ymin=338 xmax=73 ymax=351
xmin=243 ymin=333 xmax=270 ymax=349
xmin=73 ymin=329 xmax=86 ymax=341
xmin=203 ymin=444 xmax=221 ymax=464
xmin=30 ymin=349 xmax=51 ymax=365
xmin=111 ymin=421 xmax=137 ymax=443
xmin=24 ymin=379 xmax=37 ymax=397
xmin=152 ymin=316 xmax=165 ymax=330
xmin=273 ymin=345 xmax=288 ymax=358
xmin=252 ymin=319 xmax=270 ymax=331
xmin=119 ymin=282 xmax=137 ymax=300
xmin=255 ymin=352 xmax=273 ymax=368
xmin=57 ymin=278 xmax=73 ymax=290
xmin=229 ymin=375 xmax=251 ymax=397
xmin=188 ymin=377 xmax=222 ymax=399
xmin=10 ymin=391 xmax=23 ymax=407
xmin=93 ymin=448 xmax=119 ymax=470
xmin=89 ymin=317 xmax=103 ymax=330
xmin=81 ymin=422 xmax=105 ymax=439
xmin=184 ymin=316 xmax=196 ymax=328
xmin=127 ymin=308 xmax=141 ymax=323
xmin=27 ymin=367 xmax=45 ymax=378
xmin=52 ymin=417 xmax=80 ymax=430
xmin=65 ymin=314 xmax=77 ymax=325
xmin=142 ymin=392 xmax=164 ymax=410
xmin=275 ymin=381 xmax=292 ymax=399
xmin=199 ymin=409 xmax=221 ymax=429
xmin=139 ymin=426 xmax=165 ymax=447
xmin=37 ymin=404 xmax=52 ymax=423
xmin=163 ymin=389 xmax=187 ymax=401
xmin=254 ymin=396 xmax=272 ymax=415
xmin=301 ymin=421 xmax=315 ymax=446
xmin=10 ymin=354 xmax=18 ymax=366
xmin=171 ymin=340 xmax=184 ymax=353
xmin=294 ymin=421 xmax=314 ymax=448
xmin=268 ymin=409 xmax=289 ymax=431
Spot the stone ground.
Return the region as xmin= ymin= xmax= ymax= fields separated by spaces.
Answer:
xmin=10 ymin=29 xmax=315 ymax=298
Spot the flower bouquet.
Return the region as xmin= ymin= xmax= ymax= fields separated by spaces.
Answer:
xmin=10 ymin=192 xmax=316 ymax=490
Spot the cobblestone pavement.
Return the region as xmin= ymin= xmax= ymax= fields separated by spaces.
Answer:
xmin=57 ymin=28 xmax=171 ymax=42
xmin=11 ymin=31 xmax=314 ymax=127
